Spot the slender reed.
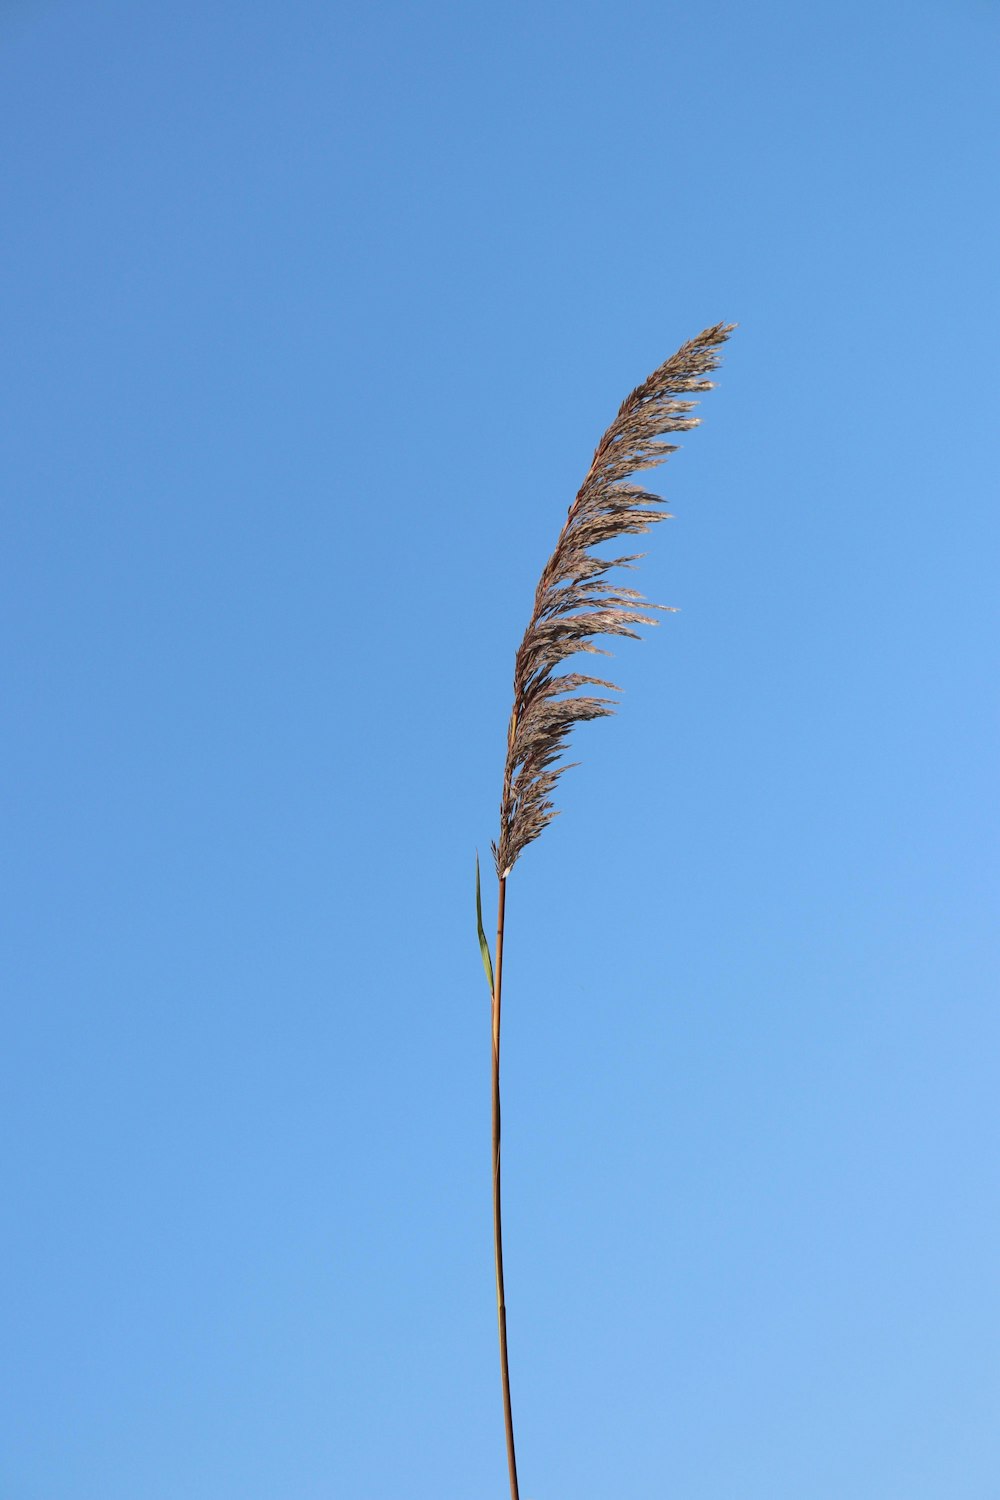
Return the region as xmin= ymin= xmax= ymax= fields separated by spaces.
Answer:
xmin=477 ymin=323 xmax=734 ymax=1497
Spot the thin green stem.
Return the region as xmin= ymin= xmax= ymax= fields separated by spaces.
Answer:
xmin=491 ymin=874 xmax=519 ymax=1500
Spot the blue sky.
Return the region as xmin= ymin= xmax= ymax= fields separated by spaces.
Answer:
xmin=2 ymin=3 xmax=998 ymax=1497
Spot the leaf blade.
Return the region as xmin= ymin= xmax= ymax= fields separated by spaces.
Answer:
xmin=475 ymin=852 xmax=495 ymax=995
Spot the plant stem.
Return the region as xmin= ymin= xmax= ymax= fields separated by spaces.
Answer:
xmin=492 ymin=873 xmax=519 ymax=1500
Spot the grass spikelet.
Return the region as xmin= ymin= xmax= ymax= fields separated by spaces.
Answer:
xmin=494 ymin=321 xmax=735 ymax=878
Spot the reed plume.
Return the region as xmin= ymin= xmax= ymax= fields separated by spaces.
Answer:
xmin=477 ymin=322 xmax=734 ymax=1500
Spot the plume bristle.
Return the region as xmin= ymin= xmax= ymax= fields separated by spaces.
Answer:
xmin=493 ymin=322 xmax=734 ymax=877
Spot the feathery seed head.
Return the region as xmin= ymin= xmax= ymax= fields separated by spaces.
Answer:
xmin=493 ymin=322 xmax=734 ymax=878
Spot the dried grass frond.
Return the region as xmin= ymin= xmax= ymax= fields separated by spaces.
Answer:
xmin=493 ymin=322 xmax=734 ymax=877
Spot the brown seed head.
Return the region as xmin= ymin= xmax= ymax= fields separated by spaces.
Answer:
xmin=493 ymin=322 xmax=734 ymax=877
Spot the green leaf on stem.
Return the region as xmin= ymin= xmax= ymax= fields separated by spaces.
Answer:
xmin=475 ymin=853 xmax=494 ymax=995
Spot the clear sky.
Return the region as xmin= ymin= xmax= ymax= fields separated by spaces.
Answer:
xmin=2 ymin=3 xmax=998 ymax=1497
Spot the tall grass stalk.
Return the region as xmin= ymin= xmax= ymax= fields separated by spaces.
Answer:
xmin=477 ymin=323 xmax=734 ymax=1498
